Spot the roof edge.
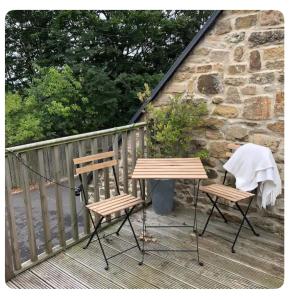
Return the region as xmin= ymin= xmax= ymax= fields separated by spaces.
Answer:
xmin=129 ymin=10 xmax=222 ymax=124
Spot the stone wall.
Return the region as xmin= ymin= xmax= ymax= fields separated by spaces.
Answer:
xmin=152 ymin=10 xmax=284 ymax=235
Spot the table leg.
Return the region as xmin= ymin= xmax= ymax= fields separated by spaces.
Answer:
xmin=193 ymin=179 xmax=203 ymax=266
xmin=139 ymin=179 xmax=145 ymax=265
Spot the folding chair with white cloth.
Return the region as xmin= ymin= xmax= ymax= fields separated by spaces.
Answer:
xmin=199 ymin=143 xmax=281 ymax=253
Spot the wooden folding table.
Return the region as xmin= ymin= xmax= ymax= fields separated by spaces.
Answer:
xmin=132 ymin=157 xmax=208 ymax=266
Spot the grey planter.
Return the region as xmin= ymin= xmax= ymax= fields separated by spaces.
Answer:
xmin=148 ymin=179 xmax=175 ymax=215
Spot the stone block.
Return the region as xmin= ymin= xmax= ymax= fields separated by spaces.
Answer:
xmin=235 ymin=14 xmax=257 ymax=29
xmin=274 ymin=91 xmax=284 ymax=116
xmin=260 ymin=10 xmax=284 ymax=26
xmin=212 ymin=63 xmax=224 ymax=72
xmin=197 ymin=73 xmax=223 ymax=94
xmin=215 ymin=19 xmax=232 ymax=35
xmin=267 ymin=121 xmax=284 ymax=136
xmin=233 ymin=46 xmax=244 ymax=61
xmin=196 ymin=64 xmax=212 ymax=73
xmin=209 ymin=50 xmax=230 ymax=62
xmin=228 ymin=64 xmax=246 ymax=75
xmin=165 ymin=82 xmax=187 ymax=93
xmin=224 ymin=77 xmax=247 ymax=86
xmin=212 ymin=97 xmax=223 ymax=104
xmin=225 ymin=126 xmax=248 ymax=141
xmin=193 ymin=47 xmax=211 ymax=56
xmin=187 ymin=78 xmax=196 ymax=96
xmin=243 ymin=96 xmax=272 ymax=120
xmin=249 ymin=50 xmax=261 ymax=71
xmin=206 ymin=129 xmax=224 ymax=140
xmin=265 ymin=60 xmax=284 ymax=70
xmin=205 ymin=117 xmax=225 ymax=130
xmin=206 ymin=168 xmax=218 ymax=179
xmin=248 ymin=30 xmax=284 ymax=47
xmin=208 ymin=141 xmax=229 ymax=158
xmin=278 ymin=72 xmax=284 ymax=83
xmin=250 ymin=134 xmax=280 ymax=152
xmin=249 ymin=72 xmax=275 ymax=84
xmin=202 ymin=157 xmax=217 ymax=168
xmin=263 ymin=46 xmax=284 ymax=60
xmin=225 ymin=86 xmax=241 ymax=103
xmin=241 ymin=85 xmax=256 ymax=95
xmin=213 ymin=105 xmax=239 ymax=118
xmin=225 ymin=32 xmax=245 ymax=43
xmin=173 ymin=72 xmax=192 ymax=82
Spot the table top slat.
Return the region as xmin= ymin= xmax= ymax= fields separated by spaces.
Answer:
xmin=132 ymin=158 xmax=208 ymax=180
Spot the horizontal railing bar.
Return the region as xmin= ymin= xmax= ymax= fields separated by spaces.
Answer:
xmin=6 ymin=122 xmax=146 ymax=154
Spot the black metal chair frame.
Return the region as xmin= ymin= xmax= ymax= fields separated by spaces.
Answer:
xmin=77 ymin=162 xmax=141 ymax=270
xmin=199 ymin=170 xmax=260 ymax=253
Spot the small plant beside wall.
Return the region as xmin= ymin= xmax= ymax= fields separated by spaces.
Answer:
xmin=138 ymin=87 xmax=208 ymax=215
xmin=146 ymin=94 xmax=208 ymax=158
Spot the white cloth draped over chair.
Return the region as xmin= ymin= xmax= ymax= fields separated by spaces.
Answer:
xmin=223 ymin=143 xmax=282 ymax=209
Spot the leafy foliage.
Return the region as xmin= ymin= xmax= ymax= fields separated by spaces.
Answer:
xmin=5 ymin=10 xmax=212 ymax=146
xmin=146 ymin=95 xmax=208 ymax=158
xmin=6 ymin=65 xmax=85 ymax=145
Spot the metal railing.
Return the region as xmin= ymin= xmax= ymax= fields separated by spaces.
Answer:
xmin=5 ymin=122 xmax=146 ymax=280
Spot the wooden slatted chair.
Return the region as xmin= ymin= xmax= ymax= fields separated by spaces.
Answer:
xmin=73 ymin=151 xmax=143 ymax=270
xmin=199 ymin=143 xmax=259 ymax=253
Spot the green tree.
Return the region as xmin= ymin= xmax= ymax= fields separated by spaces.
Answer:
xmin=6 ymin=65 xmax=86 ymax=146
xmin=5 ymin=10 xmax=212 ymax=145
xmin=5 ymin=92 xmax=43 ymax=146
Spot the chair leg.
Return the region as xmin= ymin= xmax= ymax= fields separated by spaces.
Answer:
xmin=235 ymin=202 xmax=259 ymax=237
xmin=231 ymin=197 xmax=255 ymax=253
xmin=208 ymin=194 xmax=228 ymax=223
xmin=83 ymin=216 xmax=103 ymax=249
xmin=83 ymin=216 xmax=109 ymax=270
xmin=199 ymin=196 xmax=218 ymax=237
xmin=95 ymin=227 xmax=110 ymax=270
xmin=115 ymin=207 xmax=134 ymax=236
xmin=125 ymin=209 xmax=141 ymax=251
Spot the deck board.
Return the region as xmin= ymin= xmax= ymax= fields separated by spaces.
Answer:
xmin=8 ymin=206 xmax=284 ymax=289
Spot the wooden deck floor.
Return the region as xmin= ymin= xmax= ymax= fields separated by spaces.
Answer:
xmin=7 ymin=205 xmax=284 ymax=289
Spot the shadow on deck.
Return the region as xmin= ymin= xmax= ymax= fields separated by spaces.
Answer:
xmin=7 ymin=205 xmax=284 ymax=289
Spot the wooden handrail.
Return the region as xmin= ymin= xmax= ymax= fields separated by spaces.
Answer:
xmin=6 ymin=122 xmax=146 ymax=154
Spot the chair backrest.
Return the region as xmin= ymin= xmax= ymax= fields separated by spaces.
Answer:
xmin=73 ymin=151 xmax=117 ymax=175
xmin=225 ymin=143 xmax=241 ymax=158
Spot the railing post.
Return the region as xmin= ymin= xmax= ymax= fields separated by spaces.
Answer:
xmin=19 ymin=153 xmax=38 ymax=262
xmin=102 ymin=136 xmax=111 ymax=222
xmin=131 ymin=130 xmax=137 ymax=197
xmin=78 ymin=141 xmax=90 ymax=235
xmin=5 ymin=209 xmax=15 ymax=282
xmin=122 ymin=132 xmax=129 ymax=194
xmin=5 ymin=157 xmax=21 ymax=271
xmin=138 ymin=127 xmax=145 ymax=198
xmin=90 ymin=138 xmax=100 ymax=224
xmin=65 ymin=143 xmax=79 ymax=242
xmin=37 ymin=149 xmax=53 ymax=253
xmin=53 ymin=146 xmax=66 ymax=249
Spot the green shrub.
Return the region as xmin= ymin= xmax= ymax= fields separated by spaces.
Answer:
xmin=145 ymin=94 xmax=208 ymax=158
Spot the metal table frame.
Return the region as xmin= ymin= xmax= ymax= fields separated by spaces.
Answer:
xmin=132 ymin=158 xmax=208 ymax=267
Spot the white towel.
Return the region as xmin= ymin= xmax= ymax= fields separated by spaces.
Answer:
xmin=223 ymin=143 xmax=281 ymax=209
